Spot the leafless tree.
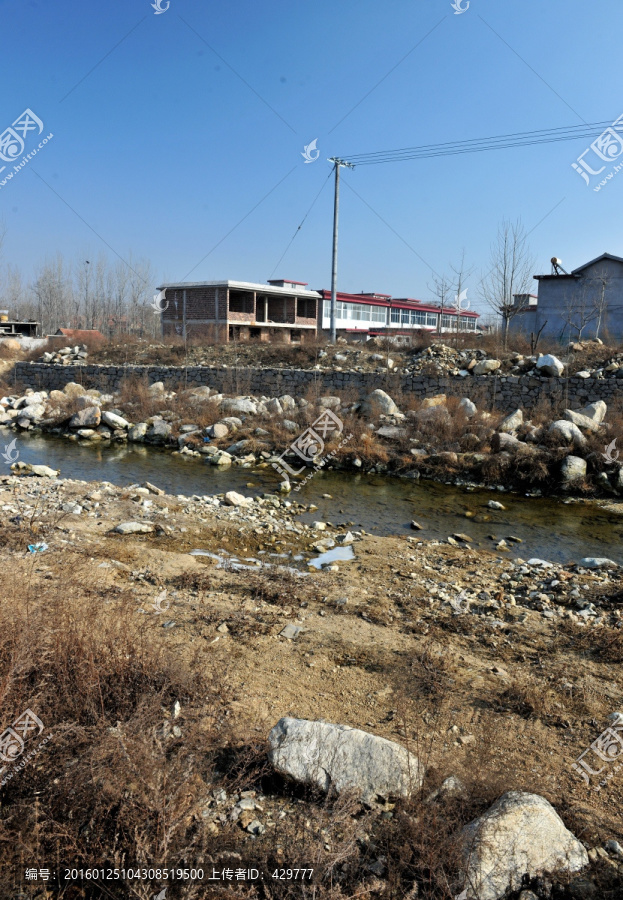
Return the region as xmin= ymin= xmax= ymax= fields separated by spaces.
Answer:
xmin=479 ymin=219 xmax=536 ymax=349
xmin=450 ymin=251 xmax=473 ymax=346
xmin=560 ymin=277 xmax=598 ymax=342
xmin=589 ymin=266 xmax=612 ymax=340
xmin=428 ymin=272 xmax=453 ymax=337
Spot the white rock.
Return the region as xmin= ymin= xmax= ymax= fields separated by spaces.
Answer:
xmin=63 ymin=382 xmax=85 ymax=398
xmin=113 ymin=522 xmax=154 ymax=534
xmin=264 ymin=398 xmax=283 ymax=416
xmin=209 ymin=423 xmax=229 ymax=439
xmin=459 ymin=398 xmax=477 ymax=418
xmin=221 ymin=397 xmax=257 ymax=415
xmin=224 ymin=490 xmax=252 ymax=508
xmin=536 ymin=354 xmax=564 ymax=377
xmin=576 ymin=400 xmax=607 ymax=424
xmin=319 ymin=396 xmax=341 ymax=410
xmin=279 ymin=395 xmax=297 ymax=411
xmin=360 ymin=389 xmax=400 ymax=417
xmin=69 ymin=406 xmax=101 ymax=429
xmin=473 ymin=359 xmax=501 ymax=376
xmin=29 ymin=465 xmax=59 ymax=478
xmin=498 ymin=409 xmax=523 ymax=434
xmin=579 ymin=557 xmax=618 ymax=569
xmin=268 ymin=718 xmax=424 ymax=804
xmin=101 ymin=410 xmax=130 ymax=429
xmin=458 ymin=791 xmax=588 ymax=900
xmin=561 ymin=455 xmax=587 ymax=484
xmin=548 ymin=421 xmax=587 ymax=449
xmin=563 ymin=409 xmax=600 ymax=432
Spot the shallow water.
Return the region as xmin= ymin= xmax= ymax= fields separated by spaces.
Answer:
xmin=308 ymin=545 xmax=356 ymax=569
xmin=5 ymin=430 xmax=623 ymax=565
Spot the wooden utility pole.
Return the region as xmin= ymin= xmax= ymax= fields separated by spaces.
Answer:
xmin=328 ymin=157 xmax=355 ymax=344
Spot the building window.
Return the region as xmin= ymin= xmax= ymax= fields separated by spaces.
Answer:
xmin=391 ymin=308 xmax=400 ymax=324
xmin=426 ymin=313 xmax=438 ymax=328
xmin=371 ymin=306 xmax=386 ymax=323
xmin=441 ymin=314 xmax=455 ymax=330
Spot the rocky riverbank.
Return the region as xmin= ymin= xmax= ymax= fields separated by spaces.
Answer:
xmin=0 ymin=466 xmax=622 ymax=898
xmin=2 ymin=369 xmax=623 ymax=500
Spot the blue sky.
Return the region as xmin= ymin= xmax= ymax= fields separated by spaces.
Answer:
xmin=1 ymin=0 xmax=622 ymax=314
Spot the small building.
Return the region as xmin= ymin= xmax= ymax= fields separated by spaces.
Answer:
xmin=0 ymin=312 xmax=40 ymax=338
xmin=156 ymin=279 xmax=320 ymax=343
xmin=509 ymin=253 xmax=623 ymax=342
xmin=316 ymin=290 xmax=480 ymax=339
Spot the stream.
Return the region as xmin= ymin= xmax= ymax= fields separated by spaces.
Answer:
xmin=4 ymin=431 xmax=623 ymax=565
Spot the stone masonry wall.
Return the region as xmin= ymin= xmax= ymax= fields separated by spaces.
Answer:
xmin=11 ymin=362 xmax=622 ymax=414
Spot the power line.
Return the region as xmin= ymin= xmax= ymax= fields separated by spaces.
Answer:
xmin=269 ymin=169 xmax=333 ymax=278
xmin=341 ymin=119 xmax=617 ymax=166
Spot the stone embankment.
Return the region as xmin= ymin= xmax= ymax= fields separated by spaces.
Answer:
xmin=11 ymin=359 xmax=623 ymax=414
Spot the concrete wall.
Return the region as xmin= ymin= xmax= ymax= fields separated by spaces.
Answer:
xmin=11 ymin=362 xmax=623 ymax=414
xmin=510 ymin=258 xmax=623 ymax=341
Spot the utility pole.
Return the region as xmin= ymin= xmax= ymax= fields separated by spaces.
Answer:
xmin=328 ymin=157 xmax=355 ymax=344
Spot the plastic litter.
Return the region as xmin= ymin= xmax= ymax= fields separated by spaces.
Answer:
xmin=27 ymin=542 xmax=48 ymax=554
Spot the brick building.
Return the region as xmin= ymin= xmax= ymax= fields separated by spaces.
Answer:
xmin=156 ymin=278 xmax=320 ymax=344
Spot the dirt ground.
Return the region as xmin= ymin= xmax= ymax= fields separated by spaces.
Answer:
xmin=3 ymin=471 xmax=621 ymax=859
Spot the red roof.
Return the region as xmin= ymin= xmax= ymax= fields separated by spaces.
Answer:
xmin=318 ymin=290 xmax=479 ymax=317
xmin=55 ymin=328 xmax=106 ymax=341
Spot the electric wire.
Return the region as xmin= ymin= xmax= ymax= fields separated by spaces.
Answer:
xmin=269 ymin=169 xmax=334 ymax=278
xmin=340 ymin=119 xmax=619 ymax=166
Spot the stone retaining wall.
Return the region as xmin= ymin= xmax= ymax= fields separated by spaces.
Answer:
xmin=11 ymin=362 xmax=622 ymax=413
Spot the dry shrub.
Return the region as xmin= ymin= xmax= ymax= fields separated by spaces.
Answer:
xmin=0 ymin=557 xmax=238 ymax=899
xmin=247 ymin=569 xmax=321 ymax=609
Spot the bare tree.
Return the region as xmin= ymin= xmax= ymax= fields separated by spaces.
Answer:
xmin=32 ymin=255 xmax=73 ymax=334
xmin=428 ymin=272 xmax=453 ymax=337
xmin=480 ymin=219 xmax=536 ymax=349
xmin=450 ymin=251 xmax=473 ymax=347
xmin=589 ymin=266 xmax=612 ymax=340
xmin=561 ymin=277 xmax=598 ymax=342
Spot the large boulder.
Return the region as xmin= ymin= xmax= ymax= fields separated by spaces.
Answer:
xmin=421 ymin=394 xmax=446 ymax=409
xmin=536 ymin=354 xmax=564 ymax=377
xmin=268 ymin=718 xmax=423 ymax=805
xmin=549 ymin=420 xmax=587 ymax=449
xmin=360 ymin=389 xmax=400 ymax=418
xmin=69 ymin=406 xmax=101 ymax=429
xmin=576 ymin=400 xmax=607 ymax=424
xmin=145 ymin=419 xmax=172 ymax=444
xmin=498 ymin=409 xmax=523 ymax=434
xmin=20 ymin=403 xmax=46 ymax=421
xmin=75 ymin=394 xmax=101 ymax=409
xmin=101 ymin=410 xmax=130 ymax=429
xmin=473 ymin=359 xmax=501 ymax=376
xmin=224 ymin=490 xmax=253 ymax=508
xmin=279 ymin=395 xmax=297 ymax=411
xmin=459 ymin=398 xmax=477 ymax=419
xmin=563 ymin=409 xmax=600 ymax=432
xmin=561 ymin=455 xmax=587 ymax=484
xmin=208 ymin=422 xmax=229 ymax=439
xmin=128 ymin=422 xmax=148 ymax=442
xmin=63 ymin=382 xmax=85 ymax=398
xmin=221 ymin=397 xmax=257 ymax=416
xmin=458 ymin=791 xmax=588 ymax=900
xmin=491 ymin=432 xmax=523 ymax=453
xmin=264 ymin=398 xmax=283 ymax=416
